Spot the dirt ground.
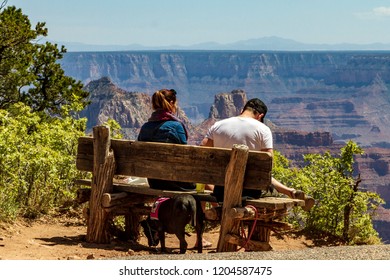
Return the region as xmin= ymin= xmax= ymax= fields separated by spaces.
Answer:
xmin=0 ymin=210 xmax=315 ymax=260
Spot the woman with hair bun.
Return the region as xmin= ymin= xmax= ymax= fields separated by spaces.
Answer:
xmin=137 ymin=89 xmax=194 ymax=191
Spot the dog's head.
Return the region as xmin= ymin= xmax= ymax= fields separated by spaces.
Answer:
xmin=140 ymin=218 xmax=160 ymax=247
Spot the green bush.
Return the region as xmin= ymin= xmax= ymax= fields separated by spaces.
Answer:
xmin=273 ymin=141 xmax=384 ymax=245
xmin=0 ymin=103 xmax=87 ymax=221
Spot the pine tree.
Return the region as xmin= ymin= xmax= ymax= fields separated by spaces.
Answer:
xmin=0 ymin=2 xmax=89 ymax=117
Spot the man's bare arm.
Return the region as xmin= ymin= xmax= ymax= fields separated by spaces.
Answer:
xmin=201 ymin=137 xmax=214 ymax=147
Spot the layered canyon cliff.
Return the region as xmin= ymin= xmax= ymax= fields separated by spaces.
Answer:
xmin=61 ymin=51 xmax=390 ymax=147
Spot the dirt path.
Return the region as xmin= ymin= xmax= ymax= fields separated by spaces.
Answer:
xmin=0 ymin=214 xmax=313 ymax=260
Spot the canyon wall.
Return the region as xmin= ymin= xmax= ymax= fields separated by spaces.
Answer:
xmin=61 ymin=51 xmax=390 ymax=147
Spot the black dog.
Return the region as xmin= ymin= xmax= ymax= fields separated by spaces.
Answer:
xmin=140 ymin=194 xmax=204 ymax=254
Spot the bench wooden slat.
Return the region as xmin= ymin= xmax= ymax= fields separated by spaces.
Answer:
xmin=75 ymin=179 xmax=304 ymax=210
xmin=77 ymin=137 xmax=273 ymax=190
xmin=246 ymin=197 xmax=304 ymax=210
xmin=76 ymin=178 xmax=209 ymax=197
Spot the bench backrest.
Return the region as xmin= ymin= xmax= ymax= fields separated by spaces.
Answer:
xmin=76 ymin=137 xmax=272 ymax=190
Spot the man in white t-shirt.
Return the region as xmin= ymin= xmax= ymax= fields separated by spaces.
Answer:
xmin=201 ymin=98 xmax=314 ymax=211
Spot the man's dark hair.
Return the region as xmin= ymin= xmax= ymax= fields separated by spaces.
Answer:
xmin=243 ymin=98 xmax=268 ymax=122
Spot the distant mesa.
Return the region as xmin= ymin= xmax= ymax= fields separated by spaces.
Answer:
xmin=55 ymin=36 xmax=390 ymax=52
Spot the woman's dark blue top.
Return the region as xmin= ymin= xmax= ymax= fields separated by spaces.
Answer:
xmin=138 ymin=120 xmax=187 ymax=144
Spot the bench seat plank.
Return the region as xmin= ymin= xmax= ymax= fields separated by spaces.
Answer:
xmin=75 ymin=179 xmax=304 ymax=210
xmin=246 ymin=197 xmax=304 ymax=210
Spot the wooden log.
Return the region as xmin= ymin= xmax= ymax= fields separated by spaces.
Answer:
xmin=105 ymin=206 xmax=150 ymax=241
xmin=225 ymin=233 xmax=272 ymax=251
xmin=107 ymin=210 xmax=142 ymax=241
xmin=102 ymin=192 xmax=129 ymax=207
xmin=229 ymin=206 xmax=257 ymax=219
xmin=217 ymin=144 xmax=249 ymax=252
xmin=104 ymin=205 xmax=151 ymax=215
xmin=246 ymin=196 xmax=305 ymax=209
xmin=102 ymin=192 xmax=156 ymax=208
xmin=250 ymin=223 xmax=271 ymax=244
xmin=125 ymin=209 xmax=142 ymax=241
xmin=86 ymin=126 xmax=116 ymax=243
xmin=75 ymin=178 xmax=92 ymax=186
xmin=204 ymin=206 xmax=222 ymax=221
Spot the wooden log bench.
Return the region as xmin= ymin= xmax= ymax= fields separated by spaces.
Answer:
xmin=75 ymin=125 xmax=304 ymax=252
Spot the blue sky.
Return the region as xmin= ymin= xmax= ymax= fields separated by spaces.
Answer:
xmin=5 ymin=0 xmax=390 ymax=47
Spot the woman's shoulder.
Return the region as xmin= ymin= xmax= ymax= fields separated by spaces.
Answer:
xmin=160 ymin=120 xmax=184 ymax=129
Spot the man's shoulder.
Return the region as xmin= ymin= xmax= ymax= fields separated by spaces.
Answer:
xmin=214 ymin=116 xmax=238 ymax=125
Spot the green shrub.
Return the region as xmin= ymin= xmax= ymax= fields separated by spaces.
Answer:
xmin=0 ymin=103 xmax=87 ymax=221
xmin=273 ymin=141 xmax=384 ymax=245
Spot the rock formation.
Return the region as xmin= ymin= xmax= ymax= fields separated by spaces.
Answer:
xmin=208 ymin=89 xmax=247 ymax=119
xmin=80 ymin=77 xmax=193 ymax=139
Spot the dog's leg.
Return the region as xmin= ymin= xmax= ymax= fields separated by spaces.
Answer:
xmin=195 ymin=196 xmax=205 ymax=253
xmin=195 ymin=229 xmax=203 ymax=253
xmin=176 ymin=232 xmax=188 ymax=254
xmin=159 ymin=231 xmax=167 ymax=253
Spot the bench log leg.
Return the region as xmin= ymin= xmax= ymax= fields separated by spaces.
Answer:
xmin=251 ymin=223 xmax=271 ymax=248
xmin=217 ymin=144 xmax=249 ymax=252
xmin=86 ymin=126 xmax=116 ymax=243
xmin=125 ymin=208 xmax=143 ymax=241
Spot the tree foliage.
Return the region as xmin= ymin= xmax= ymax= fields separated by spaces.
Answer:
xmin=0 ymin=2 xmax=89 ymax=221
xmin=103 ymin=118 xmax=124 ymax=139
xmin=273 ymin=141 xmax=384 ymax=245
xmin=0 ymin=3 xmax=89 ymax=118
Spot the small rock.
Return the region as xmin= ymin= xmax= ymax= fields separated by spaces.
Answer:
xmin=127 ymin=249 xmax=135 ymax=256
xmin=67 ymin=255 xmax=81 ymax=260
xmin=86 ymin=254 xmax=95 ymax=260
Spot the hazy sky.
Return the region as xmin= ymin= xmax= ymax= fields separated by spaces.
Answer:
xmin=5 ymin=0 xmax=390 ymax=47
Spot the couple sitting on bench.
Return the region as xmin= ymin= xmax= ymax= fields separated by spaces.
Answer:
xmin=137 ymin=88 xmax=315 ymax=212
